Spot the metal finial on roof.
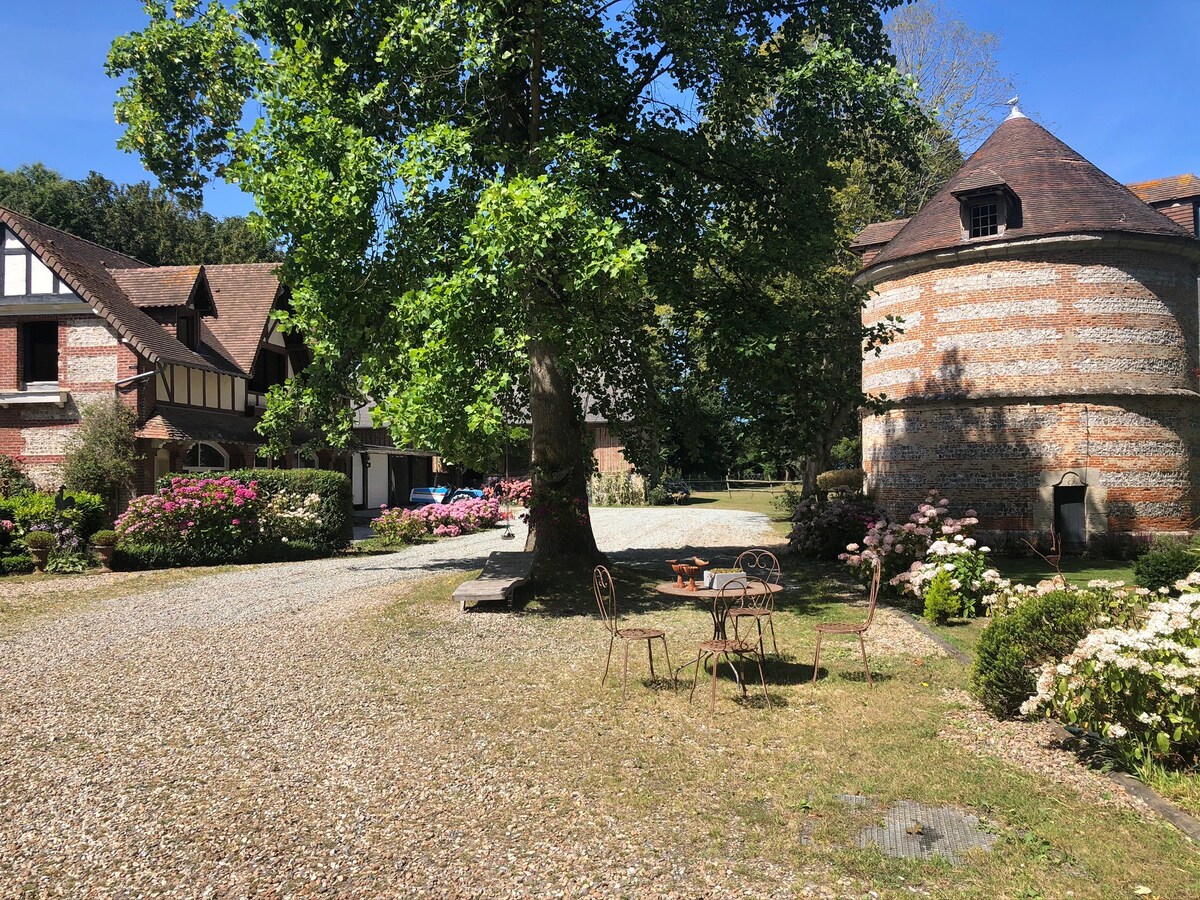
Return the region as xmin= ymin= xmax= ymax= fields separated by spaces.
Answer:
xmin=1005 ymin=96 xmax=1026 ymax=120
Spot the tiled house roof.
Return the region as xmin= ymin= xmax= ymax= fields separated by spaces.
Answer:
xmin=849 ymin=218 xmax=910 ymax=250
xmin=201 ymin=264 xmax=283 ymax=376
xmin=1127 ymin=173 xmax=1200 ymax=204
xmin=860 ymin=115 xmax=1192 ymax=272
xmin=0 ymin=206 xmax=231 ymax=373
xmin=110 ymin=265 xmax=213 ymax=311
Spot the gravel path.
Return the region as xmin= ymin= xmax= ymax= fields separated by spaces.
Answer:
xmin=1 ymin=507 xmax=789 ymax=898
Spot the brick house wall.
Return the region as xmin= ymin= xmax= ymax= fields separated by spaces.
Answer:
xmin=861 ymin=242 xmax=1200 ymax=541
xmin=0 ymin=314 xmax=145 ymax=489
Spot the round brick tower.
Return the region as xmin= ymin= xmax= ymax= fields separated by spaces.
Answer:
xmin=853 ymin=109 xmax=1200 ymax=548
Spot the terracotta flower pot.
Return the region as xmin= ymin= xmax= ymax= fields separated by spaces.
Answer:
xmin=30 ymin=547 xmax=49 ymax=573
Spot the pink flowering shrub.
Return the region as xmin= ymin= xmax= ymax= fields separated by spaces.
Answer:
xmin=483 ymin=478 xmax=532 ymax=506
xmin=115 ymin=476 xmax=262 ymax=553
xmin=1022 ymin=589 xmax=1200 ymax=769
xmin=839 ymin=490 xmax=982 ymax=601
xmin=372 ymin=498 xmax=502 ymax=546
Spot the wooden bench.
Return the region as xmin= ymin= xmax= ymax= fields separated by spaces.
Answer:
xmin=454 ymin=551 xmax=535 ymax=611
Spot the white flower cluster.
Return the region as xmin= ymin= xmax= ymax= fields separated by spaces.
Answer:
xmin=1021 ymin=591 xmax=1200 ymax=760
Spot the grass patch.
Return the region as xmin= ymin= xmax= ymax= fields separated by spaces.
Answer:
xmin=364 ymin=562 xmax=1199 ymax=897
xmin=994 ymin=557 xmax=1136 ymax=588
xmin=685 ymin=489 xmax=793 ymax=538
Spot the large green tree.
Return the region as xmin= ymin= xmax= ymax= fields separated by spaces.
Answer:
xmin=108 ymin=0 xmax=919 ymax=568
xmin=0 ymin=164 xmax=279 ymax=266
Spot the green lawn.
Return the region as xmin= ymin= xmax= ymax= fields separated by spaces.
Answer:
xmin=685 ymin=488 xmax=794 ymax=538
xmin=993 ymin=556 xmax=1136 ymax=588
xmin=368 ymin=562 xmax=1200 ymax=897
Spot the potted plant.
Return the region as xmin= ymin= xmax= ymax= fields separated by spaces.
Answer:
xmin=25 ymin=530 xmax=54 ymax=573
xmin=91 ymin=529 xmax=119 ymax=573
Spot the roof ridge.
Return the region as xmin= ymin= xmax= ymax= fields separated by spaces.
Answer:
xmin=0 ymin=205 xmax=153 ymax=269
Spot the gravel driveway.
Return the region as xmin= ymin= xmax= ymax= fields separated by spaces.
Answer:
xmin=0 ymin=507 xmax=782 ymax=898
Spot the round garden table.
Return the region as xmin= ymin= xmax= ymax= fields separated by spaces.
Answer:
xmin=654 ymin=580 xmax=783 ymax=639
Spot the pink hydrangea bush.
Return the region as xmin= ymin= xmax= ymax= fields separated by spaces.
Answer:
xmin=839 ymin=490 xmax=984 ymax=602
xmin=115 ymin=476 xmax=262 ymax=552
xmin=483 ymin=478 xmax=532 ymax=506
xmin=371 ymin=498 xmax=503 ymax=546
xmin=1022 ymin=589 xmax=1200 ymax=769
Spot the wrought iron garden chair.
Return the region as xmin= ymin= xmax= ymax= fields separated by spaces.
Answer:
xmin=811 ymin=559 xmax=881 ymax=686
xmin=594 ymin=565 xmax=673 ymax=699
xmin=727 ymin=548 xmax=782 ymax=655
xmin=688 ymin=580 xmax=771 ymax=718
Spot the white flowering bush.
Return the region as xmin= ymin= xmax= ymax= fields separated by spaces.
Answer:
xmin=1022 ymin=589 xmax=1200 ymax=768
xmin=264 ymin=491 xmax=324 ymax=543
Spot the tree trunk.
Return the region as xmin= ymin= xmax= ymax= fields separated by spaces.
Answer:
xmin=524 ymin=336 xmax=601 ymax=569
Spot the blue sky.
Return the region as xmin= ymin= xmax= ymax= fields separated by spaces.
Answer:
xmin=1 ymin=2 xmax=1197 ymax=218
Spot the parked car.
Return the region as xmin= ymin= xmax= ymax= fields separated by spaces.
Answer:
xmin=409 ymin=486 xmax=485 ymax=505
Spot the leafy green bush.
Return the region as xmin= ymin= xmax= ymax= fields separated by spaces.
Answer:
xmin=771 ymin=485 xmax=803 ymax=518
xmin=815 ymin=469 xmax=865 ymax=494
xmin=646 ymin=485 xmax=673 ymax=506
xmin=971 ymin=590 xmax=1102 ymax=719
xmin=45 ymin=551 xmax=94 ymax=574
xmin=790 ymin=494 xmax=881 ymax=560
xmin=0 ymin=553 xmax=33 ymax=575
xmin=61 ymin=397 xmax=140 ymax=510
xmin=3 ymin=490 xmax=106 ymax=539
xmin=588 ymin=472 xmax=647 ymax=507
xmin=113 ymin=541 xmax=207 ymax=571
xmin=1133 ymin=539 xmax=1196 ymax=591
xmin=0 ymin=454 xmax=34 ymax=498
xmin=923 ymin=570 xmax=960 ymax=624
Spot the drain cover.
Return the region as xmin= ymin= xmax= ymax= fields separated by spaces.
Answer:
xmin=858 ymin=801 xmax=997 ymax=861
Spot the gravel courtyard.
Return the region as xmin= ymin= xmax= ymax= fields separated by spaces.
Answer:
xmin=4 ymin=506 xmax=1195 ymax=899
xmin=1 ymin=507 xmax=786 ymax=897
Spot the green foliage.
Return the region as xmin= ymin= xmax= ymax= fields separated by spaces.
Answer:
xmin=0 ymin=553 xmax=34 ymax=575
xmin=923 ymin=570 xmax=960 ymax=624
xmin=90 ymin=530 xmax=119 ymax=547
xmin=1133 ymin=540 xmax=1196 ymax=591
xmin=816 ymin=469 xmax=866 ymax=494
xmin=0 ymin=455 xmax=34 ymax=498
xmin=62 ymin=398 xmax=141 ymax=511
xmin=107 ymin=0 xmax=925 ymax=565
xmin=646 ymin=485 xmax=673 ymax=507
xmin=3 ymin=490 xmax=105 ymax=539
xmin=771 ymin=486 xmax=804 ymax=518
xmin=789 ymin=493 xmax=881 ymax=560
xmin=24 ymin=531 xmax=55 ymax=550
xmin=589 ymin=473 xmax=647 ymax=508
xmin=114 ymin=536 xmax=326 ymax=571
xmin=971 ymin=590 xmax=1102 ymax=719
xmin=45 ymin=551 xmax=94 ymax=575
xmin=829 ymin=437 xmax=861 ymax=470
xmin=221 ymin=469 xmax=352 ymax=552
xmin=0 ymin=164 xmax=279 ymax=264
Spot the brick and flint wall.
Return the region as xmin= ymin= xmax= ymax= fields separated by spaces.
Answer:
xmin=860 ymin=240 xmax=1200 ymax=540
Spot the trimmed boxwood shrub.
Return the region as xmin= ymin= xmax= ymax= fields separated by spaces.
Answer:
xmin=970 ymin=590 xmax=1101 ymax=719
xmin=114 ymin=537 xmax=327 ymax=571
xmin=156 ymin=468 xmax=353 ymax=553
xmin=815 ymin=468 xmax=865 ymax=494
xmin=1132 ymin=539 xmax=1196 ymax=591
xmin=0 ymin=553 xmax=34 ymax=575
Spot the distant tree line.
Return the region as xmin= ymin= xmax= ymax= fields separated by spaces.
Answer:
xmin=0 ymin=163 xmax=279 ymax=266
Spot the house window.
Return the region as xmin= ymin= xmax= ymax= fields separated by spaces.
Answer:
xmin=22 ymin=321 xmax=59 ymax=385
xmin=969 ymin=202 xmax=999 ymax=238
xmin=177 ymin=314 xmax=194 ymax=349
xmin=250 ymin=349 xmax=289 ymax=393
xmin=183 ymin=441 xmax=229 ymax=472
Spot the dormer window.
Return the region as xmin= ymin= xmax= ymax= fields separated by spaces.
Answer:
xmin=952 ymin=169 xmax=1020 ymax=243
xmin=969 ymin=201 xmax=1000 ymax=238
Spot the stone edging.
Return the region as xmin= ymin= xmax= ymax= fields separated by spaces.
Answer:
xmin=894 ymin=606 xmax=1200 ymax=844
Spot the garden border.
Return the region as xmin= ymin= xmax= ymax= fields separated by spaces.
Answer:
xmin=898 ymin=607 xmax=1200 ymax=845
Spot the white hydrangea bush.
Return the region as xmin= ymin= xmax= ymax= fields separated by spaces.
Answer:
xmin=1022 ymin=588 xmax=1200 ymax=767
xmin=265 ymin=490 xmax=324 ymax=542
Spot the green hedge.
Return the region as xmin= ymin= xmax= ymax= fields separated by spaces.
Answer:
xmin=970 ymin=590 xmax=1101 ymax=719
xmin=114 ymin=538 xmax=326 ymax=571
xmin=0 ymin=553 xmax=34 ymax=575
xmin=156 ymin=468 xmax=353 ymax=553
xmin=1133 ymin=540 xmax=1196 ymax=591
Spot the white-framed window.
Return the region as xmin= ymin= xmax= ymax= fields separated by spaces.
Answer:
xmin=183 ymin=441 xmax=229 ymax=472
xmin=253 ymin=449 xmax=276 ymax=469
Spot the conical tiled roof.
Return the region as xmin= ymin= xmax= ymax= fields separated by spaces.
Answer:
xmin=864 ymin=114 xmax=1192 ymax=270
